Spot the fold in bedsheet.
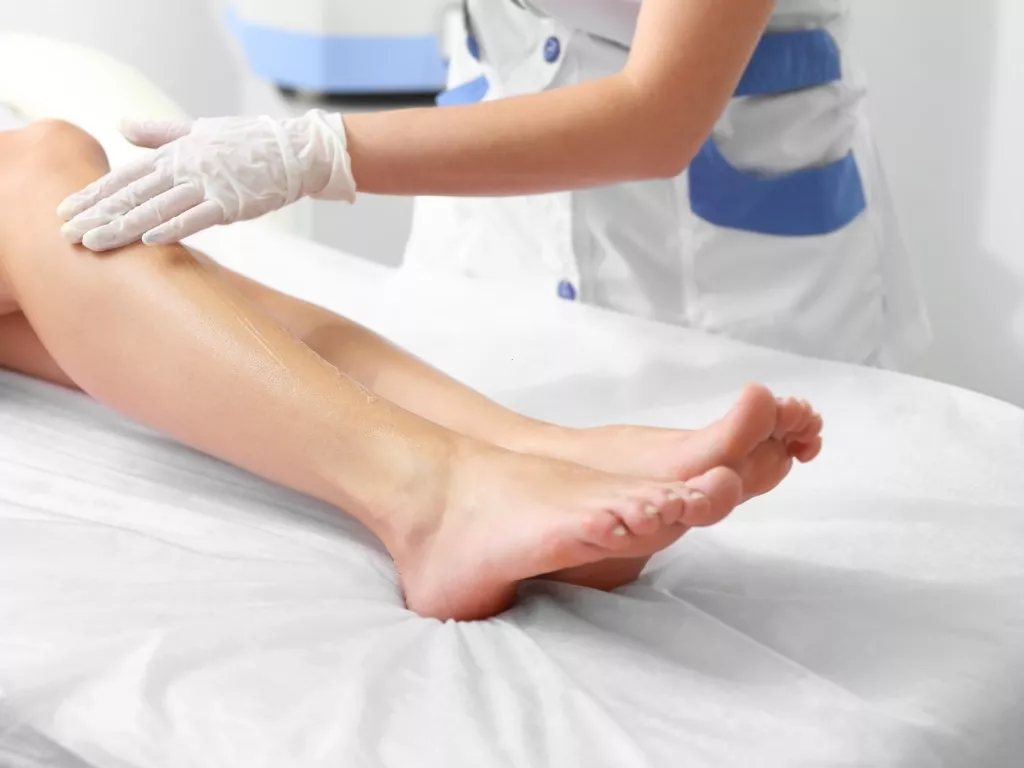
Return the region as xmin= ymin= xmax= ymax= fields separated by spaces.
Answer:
xmin=0 ymin=699 xmax=99 ymax=768
xmin=1 ymin=222 xmax=1023 ymax=767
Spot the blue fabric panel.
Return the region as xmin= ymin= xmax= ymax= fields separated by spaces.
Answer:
xmin=688 ymin=139 xmax=867 ymax=237
xmin=736 ymin=29 xmax=842 ymax=97
xmin=435 ymin=76 xmax=490 ymax=106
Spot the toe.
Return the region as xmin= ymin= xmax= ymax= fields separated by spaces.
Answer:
xmin=614 ymin=491 xmax=675 ymax=536
xmin=790 ymin=435 xmax=823 ymax=463
xmin=774 ymin=396 xmax=811 ymax=439
xmin=653 ymin=383 xmax=778 ymax=481
xmin=784 ymin=413 xmax=823 ymax=460
xmin=739 ymin=440 xmax=793 ymax=499
xmin=708 ymin=383 xmax=778 ymax=463
xmin=678 ymin=466 xmax=742 ymax=527
xmin=581 ymin=508 xmax=635 ymax=551
xmin=658 ymin=483 xmax=708 ymax=525
xmin=797 ymin=412 xmax=824 ymax=441
xmin=774 ymin=396 xmax=800 ymax=429
xmin=676 ymin=484 xmax=711 ymax=525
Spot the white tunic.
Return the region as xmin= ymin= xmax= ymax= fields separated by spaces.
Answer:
xmin=404 ymin=0 xmax=932 ymax=368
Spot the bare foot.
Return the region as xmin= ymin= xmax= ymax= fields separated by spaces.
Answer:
xmin=387 ymin=441 xmax=742 ymax=621
xmin=533 ymin=384 xmax=823 ymax=590
xmin=539 ymin=383 xmax=823 ymax=492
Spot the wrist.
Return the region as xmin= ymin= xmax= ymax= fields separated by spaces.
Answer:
xmin=291 ymin=110 xmax=357 ymax=202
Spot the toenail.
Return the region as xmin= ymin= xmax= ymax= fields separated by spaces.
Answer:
xmin=644 ymin=504 xmax=660 ymax=517
xmin=612 ymin=525 xmax=628 ymax=536
xmin=672 ymin=487 xmax=704 ymax=502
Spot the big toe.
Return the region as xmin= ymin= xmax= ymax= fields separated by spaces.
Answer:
xmin=677 ymin=466 xmax=743 ymax=527
xmin=738 ymin=439 xmax=793 ymax=499
xmin=692 ymin=384 xmax=779 ymax=470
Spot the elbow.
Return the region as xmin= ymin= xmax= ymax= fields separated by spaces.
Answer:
xmin=621 ymin=97 xmax=702 ymax=179
xmin=607 ymin=73 xmax=705 ymax=181
xmin=647 ymin=147 xmax=695 ymax=180
xmin=632 ymin=139 xmax=699 ymax=181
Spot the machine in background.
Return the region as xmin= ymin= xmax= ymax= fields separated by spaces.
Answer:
xmin=226 ymin=0 xmax=457 ymax=97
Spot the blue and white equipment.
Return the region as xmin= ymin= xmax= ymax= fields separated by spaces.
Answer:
xmin=227 ymin=0 xmax=456 ymax=95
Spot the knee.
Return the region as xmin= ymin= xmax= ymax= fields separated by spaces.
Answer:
xmin=21 ymin=119 xmax=107 ymax=166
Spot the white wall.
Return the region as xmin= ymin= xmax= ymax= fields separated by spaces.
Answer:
xmin=0 ymin=0 xmax=241 ymax=117
xmin=853 ymin=0 xmax=1024 ymax=406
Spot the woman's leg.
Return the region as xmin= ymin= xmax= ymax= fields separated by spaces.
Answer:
xmin=0 ymin=253 xmax=811 ymax=595
xmin=0 ymin=120 xmax=744 ymax=619
xmin=0 ymin=180 xmax=822 ymax=594
xmin=211 ymin=268 xmax=826 ymax=589
xmin=0 ymin=311 xmax=76 ymax=388
xmin=0 ymin=236 xmax=824 ymax=498
xmin=213 ymin=266 xmax=823 ymax=487
xmin=210 ymin=268 xmax=824 ymax=590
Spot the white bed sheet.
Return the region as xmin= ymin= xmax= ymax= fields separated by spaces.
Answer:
xmin=2 ymin=222 xmax=1023 ymax=768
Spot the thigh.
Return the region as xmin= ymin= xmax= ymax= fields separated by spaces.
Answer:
xmin=0 ymin=262 xmax=16 ymax=315
xmin=0 ymin=310 xmax=78 ymax=388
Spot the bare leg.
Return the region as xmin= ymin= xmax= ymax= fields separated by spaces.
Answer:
xmin=212 ymin=268 xmax=823 ymax=473
xmin=0 ymin=121 xmax=744 ymax=619
xmin=0 ymin=311 xmax=76 ymax=388
xmin=202 ymin=268 xmax=824 ymax=589
xmin=1 ymin=207 xmax=821 ymax=594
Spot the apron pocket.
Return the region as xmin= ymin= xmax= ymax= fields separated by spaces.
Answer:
xmin=688 ymin=139 xmax=866 ymax=237
xmin=689 ymin=26 xmax=865 ymax=237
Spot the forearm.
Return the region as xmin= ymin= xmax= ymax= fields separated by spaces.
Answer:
xmin=344 ymin=77 xmax=650 ymax=196
xmin=344 ymin=0 xmax=773 ymax=196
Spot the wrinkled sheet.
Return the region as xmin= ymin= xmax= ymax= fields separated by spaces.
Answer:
xmin=1 ymin=222 xmax=1023 ymax=767
xmin=0 ymin=699 xmax=98 ymax=768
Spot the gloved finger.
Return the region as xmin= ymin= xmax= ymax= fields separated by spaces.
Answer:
xmin=60 ymin=171 xmax=173 ymax=242
xmin=142 ymin=199 xmax=226 ymax=246
xmin=119 ymin=118 xmax=194 ymax=149
xmin=80 ymin=183 xmax=205 ymax=252
xmin=56 ymin=155 xmax=154 ymax=222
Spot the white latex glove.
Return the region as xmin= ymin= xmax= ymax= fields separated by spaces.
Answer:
xmin=57 ymin=109 xmax=356 ymax=251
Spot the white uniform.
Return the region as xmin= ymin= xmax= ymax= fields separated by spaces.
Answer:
xmin=404 ymin=0 xmax=931 ymax=368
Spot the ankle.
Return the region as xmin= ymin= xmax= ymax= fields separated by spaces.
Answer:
xmin=497 ymin=419 xmax=575 ymax=459
xmin=326 ymin=427 xmax=463 ymax=552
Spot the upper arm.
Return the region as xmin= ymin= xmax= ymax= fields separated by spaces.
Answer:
xmin=622 ymin=0 xmax=776 ymax=174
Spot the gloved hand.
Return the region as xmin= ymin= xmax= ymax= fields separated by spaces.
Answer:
xmin=57 ymin=109 xmax=356 ymax=251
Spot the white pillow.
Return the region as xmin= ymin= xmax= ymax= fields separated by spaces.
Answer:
xmin=0 ymin=103 xmax=28 ymax=132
